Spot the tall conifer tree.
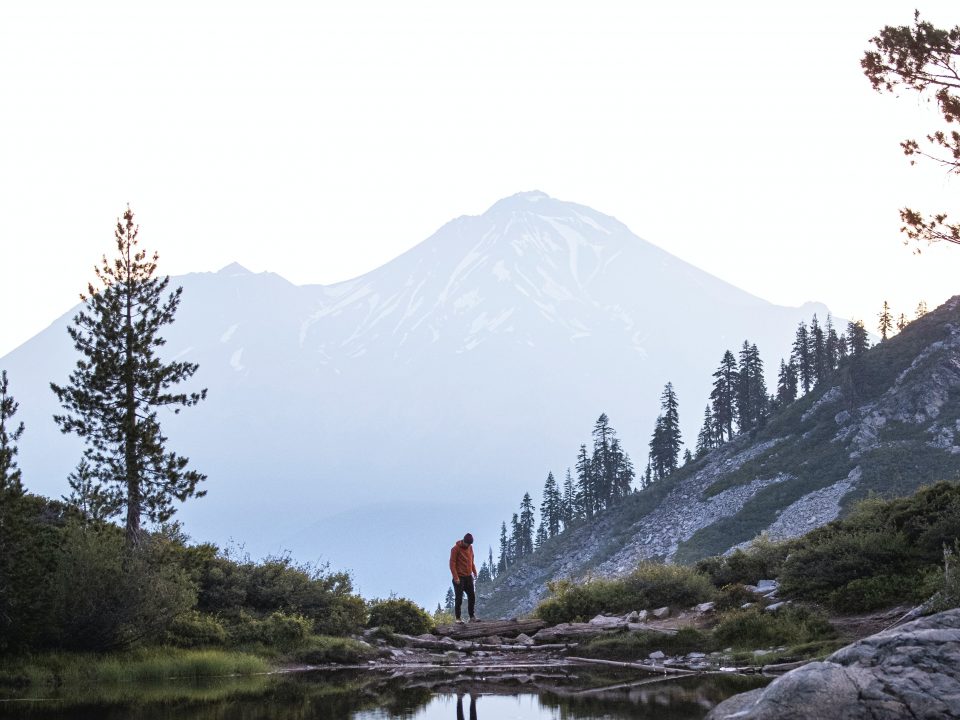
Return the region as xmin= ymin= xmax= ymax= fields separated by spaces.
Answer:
xmin=846 ymin=320 xmax=870 ymax=357
xmin=541 ymin=471 xmax=563 ymax=538
xmin=695 ymin=405 xmax=716 ymax=458
xmin=561 ymin=468 xmax=576 ymax=527
xmin=791 ymin=321 xmax=813 ymax=394
xmin=878 ymin=300 xmax=894 ymax=340
xmin=710 ymin=351 xmax=737 ymax=441
xmin=810 ymin=315 xmax=826 ymax=384
xmin=51 ymin=208 xmax=207 ymax=545
xmin=776 ymin=358 xmax=798 ymax=406
xmin=0 ymin=371 xmax=25 ymax=499
xmin=575 ymin=444 xmax=593 ymax=518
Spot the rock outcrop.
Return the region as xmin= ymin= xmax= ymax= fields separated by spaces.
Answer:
xmin=707 ymin=608 xmax=960 ymax=719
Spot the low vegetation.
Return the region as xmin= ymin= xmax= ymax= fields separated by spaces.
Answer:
xmin=534 ymin=481 xmax=960 ymax=665
xmin=534 ymin=562 xmax=715 ymax=625
xmin=367 ymin=598 xmax=435 ymax=636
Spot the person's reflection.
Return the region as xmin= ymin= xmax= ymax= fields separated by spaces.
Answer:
xmin=455 ymin=693 xmax=478 ymax=720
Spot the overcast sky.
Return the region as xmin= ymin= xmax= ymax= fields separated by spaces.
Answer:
xmin=1 ymin=1 xmax=958 ymax=357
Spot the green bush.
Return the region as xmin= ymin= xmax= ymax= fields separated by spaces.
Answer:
xmin=827 ymin=573 xmax=930 ymax=613
xmin=696 ymin=535 xmax=790 ymax=587
xmin=51 ymin=523 xmax=196 ymax=650
xmin=713 ymin=605 xmax=835 ymax=649
xmin=294 ymin=636 xmax=379 ymax=665
xmin=225 ymin=610 xmax=312 ymax=650
xmin=195 ymin=550 xmax=366 ymax=637
xmin=367 ymin=598 xmax=434 ymax=636
xmin=715 ymin=583 xmax=757 ymax=611
xmin=534 ymin=563 xmax=715 ymax=624
xmin=165 ymin=611 xmax=228 ymax=647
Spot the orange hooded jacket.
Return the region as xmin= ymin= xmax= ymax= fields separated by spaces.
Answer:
xmin=449 ymin=540 xmax=477 ymax=580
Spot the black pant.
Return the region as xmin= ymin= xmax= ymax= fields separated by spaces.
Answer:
xmin=456 ymin=695 xmax=477 ymax=720
xmin=453 ymin=575 xmax=475 ymax=619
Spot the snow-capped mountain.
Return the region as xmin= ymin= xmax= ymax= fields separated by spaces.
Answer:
xmin=1 ymin=191 xmax=830 ymax=606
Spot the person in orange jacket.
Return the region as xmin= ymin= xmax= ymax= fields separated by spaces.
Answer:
xmin=449 ymin=532 xmax=478 ymax=623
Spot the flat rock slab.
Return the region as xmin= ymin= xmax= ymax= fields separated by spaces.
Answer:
xmin=434 ymin=619 xmax=546 ymax=640
xmin=707 ymin=608 xmax=960 ymax=719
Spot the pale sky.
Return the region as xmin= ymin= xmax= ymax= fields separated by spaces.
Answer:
xmin=1 ymin=1 xmax=958 ymax=357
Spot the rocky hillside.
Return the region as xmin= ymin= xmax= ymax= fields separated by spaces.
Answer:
xmin=484 ymin=296 xmax=960 ymax=619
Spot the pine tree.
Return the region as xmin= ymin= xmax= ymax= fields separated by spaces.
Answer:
xmin=63 ymin=458 xmax=120 ymax=522
xmin=518 ymin=495 xmax=536 ymax=558
xmin=508 ymin=512 xmax=521 ymax=562
xmin=824 ymin=314 xmax=840 ymax=372
xmin=810 ymin=314 xmax=826 ymax=384
xmin=648 ymin=383 xmax=682 ymax=481
xmin=878 ymin=300 xmax=894 ymax=341
xmin=896 ymin=313 xmax=907 ymax=331
xmin=591 ymin=414 xmax=615 ymax=511
xmin=683 ymin=448 xmax=693 ymax=465
xmin=477 ymin=561 xmax=492 ymax=585
xmin=541 ymin=471 xmax=563 ymax=538
xmin=846 ymin=320 xmax=870 ymax=357
xmin=50 ymin=208 xmax=207 ymax=545
xmin=735 ymin=343 xmax=768 ymax=432
xmin=534 ymin=521 xmax=548 ymax=550
xmin=575 ymin=444 xmax=593 ymax=519
xmin=791 ymin=321 xmax=813 ymax=394
xmin=695 ymin=405 xmax=715 ymax=458
xmin=497 ymin=522 xmax=509 ymax=573
xmin=916 ymin=300 xmax=928 ymax=318
xmin=0 ymin=371 xmax=25 ymax=499
xmin=776 ymin=358 xmax=798 ymax=406
xmin=710 ymin=351 xmax=737 ymax=441
xmin=444 ymin=588 xmax=455 ymax=612
xmin=610 ymin=437 xmax=634 ymax=500
xmin=561 ymin=468 xmax=576 ymax=528
xmin=837 ymin=333 xmax=849 ymax=362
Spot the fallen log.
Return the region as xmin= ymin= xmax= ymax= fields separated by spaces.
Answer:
xmin=434 ymin=619 xmax=546 ymax=640
xmin=567 ymin=656 xmax=695 ymax=675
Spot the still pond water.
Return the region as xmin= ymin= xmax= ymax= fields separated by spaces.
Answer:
xmin=0 ymin=667 xmax=769 ymax=720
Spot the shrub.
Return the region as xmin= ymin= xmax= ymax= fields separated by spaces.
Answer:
xmin=534 ymin=563 xmax=715 ymax=624
xmin=225 ymin=610 xmax=312 ymax=650
xmin=715 ymin=583 xmax=757 ymax=611
xmin=696 ymin=535 xmax=790 ymax=587
xmin=51 ymin=523 xmax=196 ymax=650
xmin=779 ymin=530 xmax=914 ymax=602
xmin=367 ymin=598 xmax=434 ymax=636
xmin=827 ymin=574 xmax=930 ymax=613
xmin=294 ymin=636 xmax=379 ymax=665
xmin=166 ymin=611 xmax=228 ymax=647
xmin=713 ymin=606 xmax=834 ymax=649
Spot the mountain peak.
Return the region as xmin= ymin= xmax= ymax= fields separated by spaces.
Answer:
xmin=484 ymin=190 xmax=555 ymax=214
xmin=217 ymin=262 xmax=253 ymax=276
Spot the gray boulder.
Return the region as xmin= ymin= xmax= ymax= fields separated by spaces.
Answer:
xmin=707 ymin=608 xmax=960 ymax=719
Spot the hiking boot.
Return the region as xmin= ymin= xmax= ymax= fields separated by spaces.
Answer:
xmin=455 ymin=618 xmax=466 ymax=624
xmin=469 ymin=616 xmax=480 ymax=623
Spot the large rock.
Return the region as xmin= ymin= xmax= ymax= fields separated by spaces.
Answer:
xmin=707 ymin=608 xmax=960 ymax=719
